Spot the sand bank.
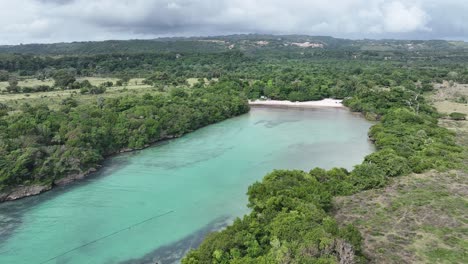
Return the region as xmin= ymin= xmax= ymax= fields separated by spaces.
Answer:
xmin=249 ymin=99 xmax=344 ymax=108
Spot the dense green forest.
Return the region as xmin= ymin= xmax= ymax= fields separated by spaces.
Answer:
xmin=0 ymin=35 xmax=466 ymax=262
xmin=0 ymin=85 xmax=249 ymax=192
xmin=1 ymin=35 xmax=467 ymax=55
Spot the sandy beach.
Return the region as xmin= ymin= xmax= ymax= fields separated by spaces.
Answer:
xmin=249 ymin=98 xmax=344 ymax=108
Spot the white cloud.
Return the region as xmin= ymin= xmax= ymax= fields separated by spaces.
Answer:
xmin=382 ymin=1 xmax=430 ymax=33
xmin=0 ymin=0 xmax=466 ymax=44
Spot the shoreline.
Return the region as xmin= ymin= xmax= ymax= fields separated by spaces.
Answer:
xmin=249 ymin=98 xmax=344 ymax=108
xmin=0 ymin=135 xmax=184 ymax=203
xmin=0 ymin=99 xmax=345 ymax=203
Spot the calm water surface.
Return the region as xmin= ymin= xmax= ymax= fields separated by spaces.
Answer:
xmin=0 ymin=107 xmax=374 ymax=264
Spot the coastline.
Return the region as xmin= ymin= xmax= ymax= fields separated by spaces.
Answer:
xmin=0 ymin=99 xmax=344 ymax=203
xmin=0 ymin=135 xmax=184 ymax=203
xmin=249 ymin=98 xmax=344 ymax=108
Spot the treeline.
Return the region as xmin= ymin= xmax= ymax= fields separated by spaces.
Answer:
xmin=1 ymin=35 xmax=466 ymax=56
xmin=0 ymin=39 xmax=231 ymax=55
xmin=0 ymin=51 xmax=250 ymax=77
xmin=2 ymin=48 xmax=468 ymax=80
xmin=0 ymin=85 xmax=249 ymax=191
xmin=229 ymin=61 xmax=467 ymax=102
xmin=182 ymin=68 xmax=463 ymax=263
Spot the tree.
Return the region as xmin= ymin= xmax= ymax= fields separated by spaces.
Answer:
xmin=6 ymin=76 xmax=19 ymax=93
xmin=0 ymin=70 xmax=9 ymax=82
xmin=117 ymin=73 xmax=131 ymax=85
xmin=53 ymin=70 xmax=76 ymax=89
xmin=0 ymin=102 xmax=8 ymax=117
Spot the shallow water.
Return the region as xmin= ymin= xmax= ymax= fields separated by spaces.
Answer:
xmin=0 ymin=107 xmax=374 ymax=264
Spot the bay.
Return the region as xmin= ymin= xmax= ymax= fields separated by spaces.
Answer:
xmin=0 ymin=107 xmax=374 ymax=264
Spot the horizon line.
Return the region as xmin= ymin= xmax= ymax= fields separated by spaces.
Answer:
xmin=1 ymin=33 xmax=466 ymax=46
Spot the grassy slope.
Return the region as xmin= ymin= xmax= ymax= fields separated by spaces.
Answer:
xmin=332 ymin=84 xmax=468 ymax=263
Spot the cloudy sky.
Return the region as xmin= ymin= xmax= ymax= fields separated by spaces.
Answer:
xmin=0 ymin=0 xmax=467 ymax=44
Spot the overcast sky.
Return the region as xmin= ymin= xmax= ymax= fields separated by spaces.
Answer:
xmin=0 ymin=0 xmax=467 ymax=45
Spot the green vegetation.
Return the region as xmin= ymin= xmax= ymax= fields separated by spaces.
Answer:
xmin=184 ymin=170 xmax=365 ymax=264
xmin=1 ymin=35 xmax=467 ymax=56
xmin=449 ymin=112 xmax=466 ymax=120
xmin=332 ymin=79 xmax=468 ymax=264
xmin=0 ymin=84 xmax=248 ymax=191
xmin=0 ymin=35 xmax=466 ymax=262
xmin=183 ymin=79 xmax=463 ymax=263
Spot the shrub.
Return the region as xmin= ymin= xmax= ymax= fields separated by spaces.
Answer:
xmin=350 ymin=163 xmax=387 ymax=190
xmin=0 ymin=70 xmax=9 ymax=81
xmin=100 ymin=81 xmax=113 ymax=88
xmin=449 ymin=112 xmax=466 ymax=120
xmin=364 ymin=148 xmax=411 ymax=177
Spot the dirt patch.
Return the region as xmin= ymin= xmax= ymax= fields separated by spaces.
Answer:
xmin=432 ymin=82 xmax=468 ymax=102
xmin=290 ymin=42 xmax=324 ymax=48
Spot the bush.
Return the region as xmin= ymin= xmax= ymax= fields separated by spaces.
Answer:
xmin=80 ymin=80 xmax=92 ymax=88
xmin=449 ymin=112 xmax=466 ymax=120
xmin=60 ymin=97 xmax=78 ymax=107
xmin=170 ymin=87 xmax=188 ymax=97
xmin=364 ymin=148 xmax=411 ymax=177
xmin=100 ymin=81 xmax=113 ymax=88
xmin=0 ymin=70 xmax=9 ymax=81
xmin=35 ymin=85 xmax=53 ymax=92
xmin=350 ymin=163 xmax=387 ymax=190
xmin=81 ymin=86 xmax=106 ymax=94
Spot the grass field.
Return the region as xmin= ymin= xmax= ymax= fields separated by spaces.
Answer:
xmin=333 ymin=168 xmax=467 ymax=263
xmin=0 ymin=77 xmax=155 ymax=110
xmin=0 ymin=77 xmax=149 ymax=91
xmin=433 ymin=101 xmax=468 ymax=116
xmin=0 ymin=79 xmax=55 ymax=91
xmin=186 ymin=77 xmax=217 ymax=86
xmin=333 ymin=83 xmax=468 ymax=264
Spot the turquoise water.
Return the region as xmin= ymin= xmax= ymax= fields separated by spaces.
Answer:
xmin=0 ymin=107 xmax=374 ymax=264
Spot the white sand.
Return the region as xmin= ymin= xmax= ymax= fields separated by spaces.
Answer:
xmin=249 ymin=98 xmax=344 ymax=108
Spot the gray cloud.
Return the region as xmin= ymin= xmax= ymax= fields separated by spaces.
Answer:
xmin=0 ymin=0 xmax=466 ymax=44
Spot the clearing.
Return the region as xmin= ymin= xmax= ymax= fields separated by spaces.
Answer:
xmin=0 ymin=77 xmax=153 ymax=109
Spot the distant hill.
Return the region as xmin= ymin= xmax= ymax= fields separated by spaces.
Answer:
xmin=1 ymin=35 xmax=467 ymax=55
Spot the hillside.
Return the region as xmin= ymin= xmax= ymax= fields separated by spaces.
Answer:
xmin=1 ymin=35 xmax=467 ymax=55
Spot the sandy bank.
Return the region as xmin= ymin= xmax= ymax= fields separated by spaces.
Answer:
xmin=249 ymin=99 xmax=344 ymax=108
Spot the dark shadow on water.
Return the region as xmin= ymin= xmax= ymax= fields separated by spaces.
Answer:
xmin=119 ymin=216 xmax=232 ymax=264
xmin=142 ymin=146 xmax=234 ymax=170
xmin=254 ymin=118 xmax=300 ymax=128
xmin=251 ymin=106 xmax=350 ymax=128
